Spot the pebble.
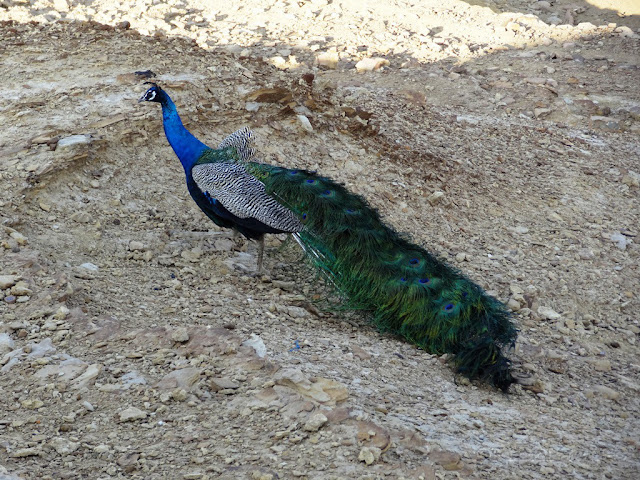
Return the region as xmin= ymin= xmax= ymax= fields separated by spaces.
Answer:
xmin=538 ymin=306 xmax=561 ymax=321
xmin=429 ymin=450 xmax=462 ymax=470
xmin=0 ymin=333 xmax=15 ymax=354
xmin=70 ymin=211 xmax=92 ymax=223
xmin=10 ymin=281 xmax=33 ymax=297
xmin=590 ymin=116 xmax=620 ymax=131
xmin=615 ymin=26 xmax=638 ymax=38
xmin=129 ymin=240 xmax=145 ymax=251
xmin=242 ymin=333 xmax=267 ymax=358
xmin=11 ymin=447 xmax=42 ymax=458
xmin=70 ymin=363 xmax=102 ymax=389
xmin=156 ymin=367 xmax=201 ymax=390
xmin=427 ymin=191 xmax=444 ymax=205
xmin=171 ymin=327 xmax=190 ymax=343
xmin=609 ymin=232 xmax=631 ymax=250
xmin=287 ymin=306 xmax=309 ymax=318
xmin=358 ymin=446 xmax=381 ymax=465
xmin=590 ymin=385 xmax=620 ymax=400
xmin=296 ymin=115 xmax=313 ymax=133
xmin=0 ymin=274 xmax=18 ymax=289
xmin=57 ymin=134 xmax=92 ymax=149
xmin=303 ymin=412 xmax=328 ymax=432
xmin=9 ymin=231 xmax=28 ymax=245
xmin=507 ymin=298 xmax=521 ymax=312
xmin=316 ymin=52 xmax=339 ymax=69
xmin=49 ymin=437 xmax=80 ymax=455
xmin=210 ymin=377 xmax=240 ymax=391
xmin=119 ymin=406 xmax=148 ymax=422
xmin=355 ymin=57 xmax=389 ymax=73
xmin=591 ymin=359 xmax=612 ymax=372
xmin=509 ymin=225 xmax=529 ymax=234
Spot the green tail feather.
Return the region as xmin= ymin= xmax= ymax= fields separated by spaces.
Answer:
xmin=247 ymin=163 xmax=517 ymax=390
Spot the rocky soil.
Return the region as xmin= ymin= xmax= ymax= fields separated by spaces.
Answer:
xmin=1 ymin=0 xmax=639 ymax=479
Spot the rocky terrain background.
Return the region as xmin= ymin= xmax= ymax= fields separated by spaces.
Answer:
xmin=0 ymin=0 xmax=639 ymax=479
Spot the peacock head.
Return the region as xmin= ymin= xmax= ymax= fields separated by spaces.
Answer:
xmin=138 ymin=82 xmax=164 ymax=103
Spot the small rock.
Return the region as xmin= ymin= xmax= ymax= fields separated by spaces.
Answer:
xmin=591 ymin=359 xmax=612 ymax=372
xmin=94 ymin=444 xmax=110 ymax=453
xmin=534 ymin=108 xmax=552 ymax=118
xmin=427 ymin=191 xmax=444 ymax=205
xmin=509 ymin=225 xmax=529 ymax=234
xmin=156 ymin=367 xmax=201 ymax=390
xmin=242 ymin=334 xmax=267 ymax=358
xmin=591 ymin=385 xmax=620 ymax=400
xmin=210 ymin=377 xmax=240 ymax=391
xmin=316 ymin=52 xmax=339 ymax=69
xmin=296 ymin=115 xmax=313 ymax=133
xmin=171 ymin=327 xmax=190 ymax=343
xmin=358 ymin=446 xmax=381 ymax=465
xmin=351 ymin=345 xmax=371 ymax=360
xmin=355 ymin=57 xmax=389 ymax=73
xmin=0 ymin=275 xmax=18 ymax=289
xmin=429 ymin=450 xmax=463 ymax=470
xmin=590 ymin=116 xmax=620 ymax=131
xmin=303 ymin=413 xmax=328 ymax=432
xmin=10 ymin=281 xmax=32 ymax=297
xmin=615 ymin=26 xmax=638 ymax=38
xmin=622 ymin=174 xmax=639 ymax=187
xmin=21 ymin=398 xmax=44 ymax=409
xmin=507 ymin=298 xmax=521 ymax=312
xmin=11 ymin=447 xmax=42 ymax=458
xmin=610 ymin=232 xmax=632 ymax=250
xmin=49 ymin=437 xmax=80 ymax=455
xmin=287 ymin=306 xmax=309 ymax=318
xmin=70 ymin=211 xmax=92 ymax=223
xmin=455 ymin=252 xmax=466 ymax=263
xmin=70 ymin=363 xmax=102 ymax=389
xmin=538 ymin=306 xmax=561 ymax=321
xmin=57 ymin=134 xmax=92 ymax=149
xmin=9 ymin=231 xmax=28 ymax=245
xmin=245 ymin=102 xmax=261 ymax=112
xmin=119 ymin=406 xmax=147 ymax=422
xmin=0 ymin=333 xmax=15 ymax=354
xmin=129 ymin=240 xmax=145 ymax=251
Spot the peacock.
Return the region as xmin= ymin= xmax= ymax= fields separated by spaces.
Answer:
xmin=139 ymin=83 xmax=518 ymax=391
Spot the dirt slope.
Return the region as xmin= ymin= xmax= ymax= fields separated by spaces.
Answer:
xmin=0 ymin=1 xmax=639 ymax=479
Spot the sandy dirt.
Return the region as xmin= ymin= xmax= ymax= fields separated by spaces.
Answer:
xmin=0 ymin=1 xmax=639 ymax=479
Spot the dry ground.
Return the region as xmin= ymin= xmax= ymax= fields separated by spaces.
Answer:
xmin=0 ymin=1 xmax=639 ymax=479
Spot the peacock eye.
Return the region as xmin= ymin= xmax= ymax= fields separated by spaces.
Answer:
xmin=301 ymin=213 xmax=308 ymax=220
xmin=419 ymin=278 xmax=430 ymax=284
xmin=409 ymin=258 xmax=419 ymax=265
xmin=444 ymin=303 xmax=454 ymax=311
xmin=306 ymin=179 xmax=316 ymax=184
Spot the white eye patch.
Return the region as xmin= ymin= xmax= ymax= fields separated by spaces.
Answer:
xmin=146 ymin=90 xmax=157 ymax=101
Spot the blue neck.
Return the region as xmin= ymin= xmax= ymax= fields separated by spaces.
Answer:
xmin=159 ymin=93 xmax=209 ymax=171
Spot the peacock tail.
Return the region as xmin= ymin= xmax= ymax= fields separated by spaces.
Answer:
xmin=139 ymin=84 xmax=518 ymax=391
xmin=250 ymin=163 xmax=517 ymax=390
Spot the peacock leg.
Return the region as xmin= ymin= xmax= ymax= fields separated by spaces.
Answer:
xmin=256 ymin=236 xmax=265 ymax=272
